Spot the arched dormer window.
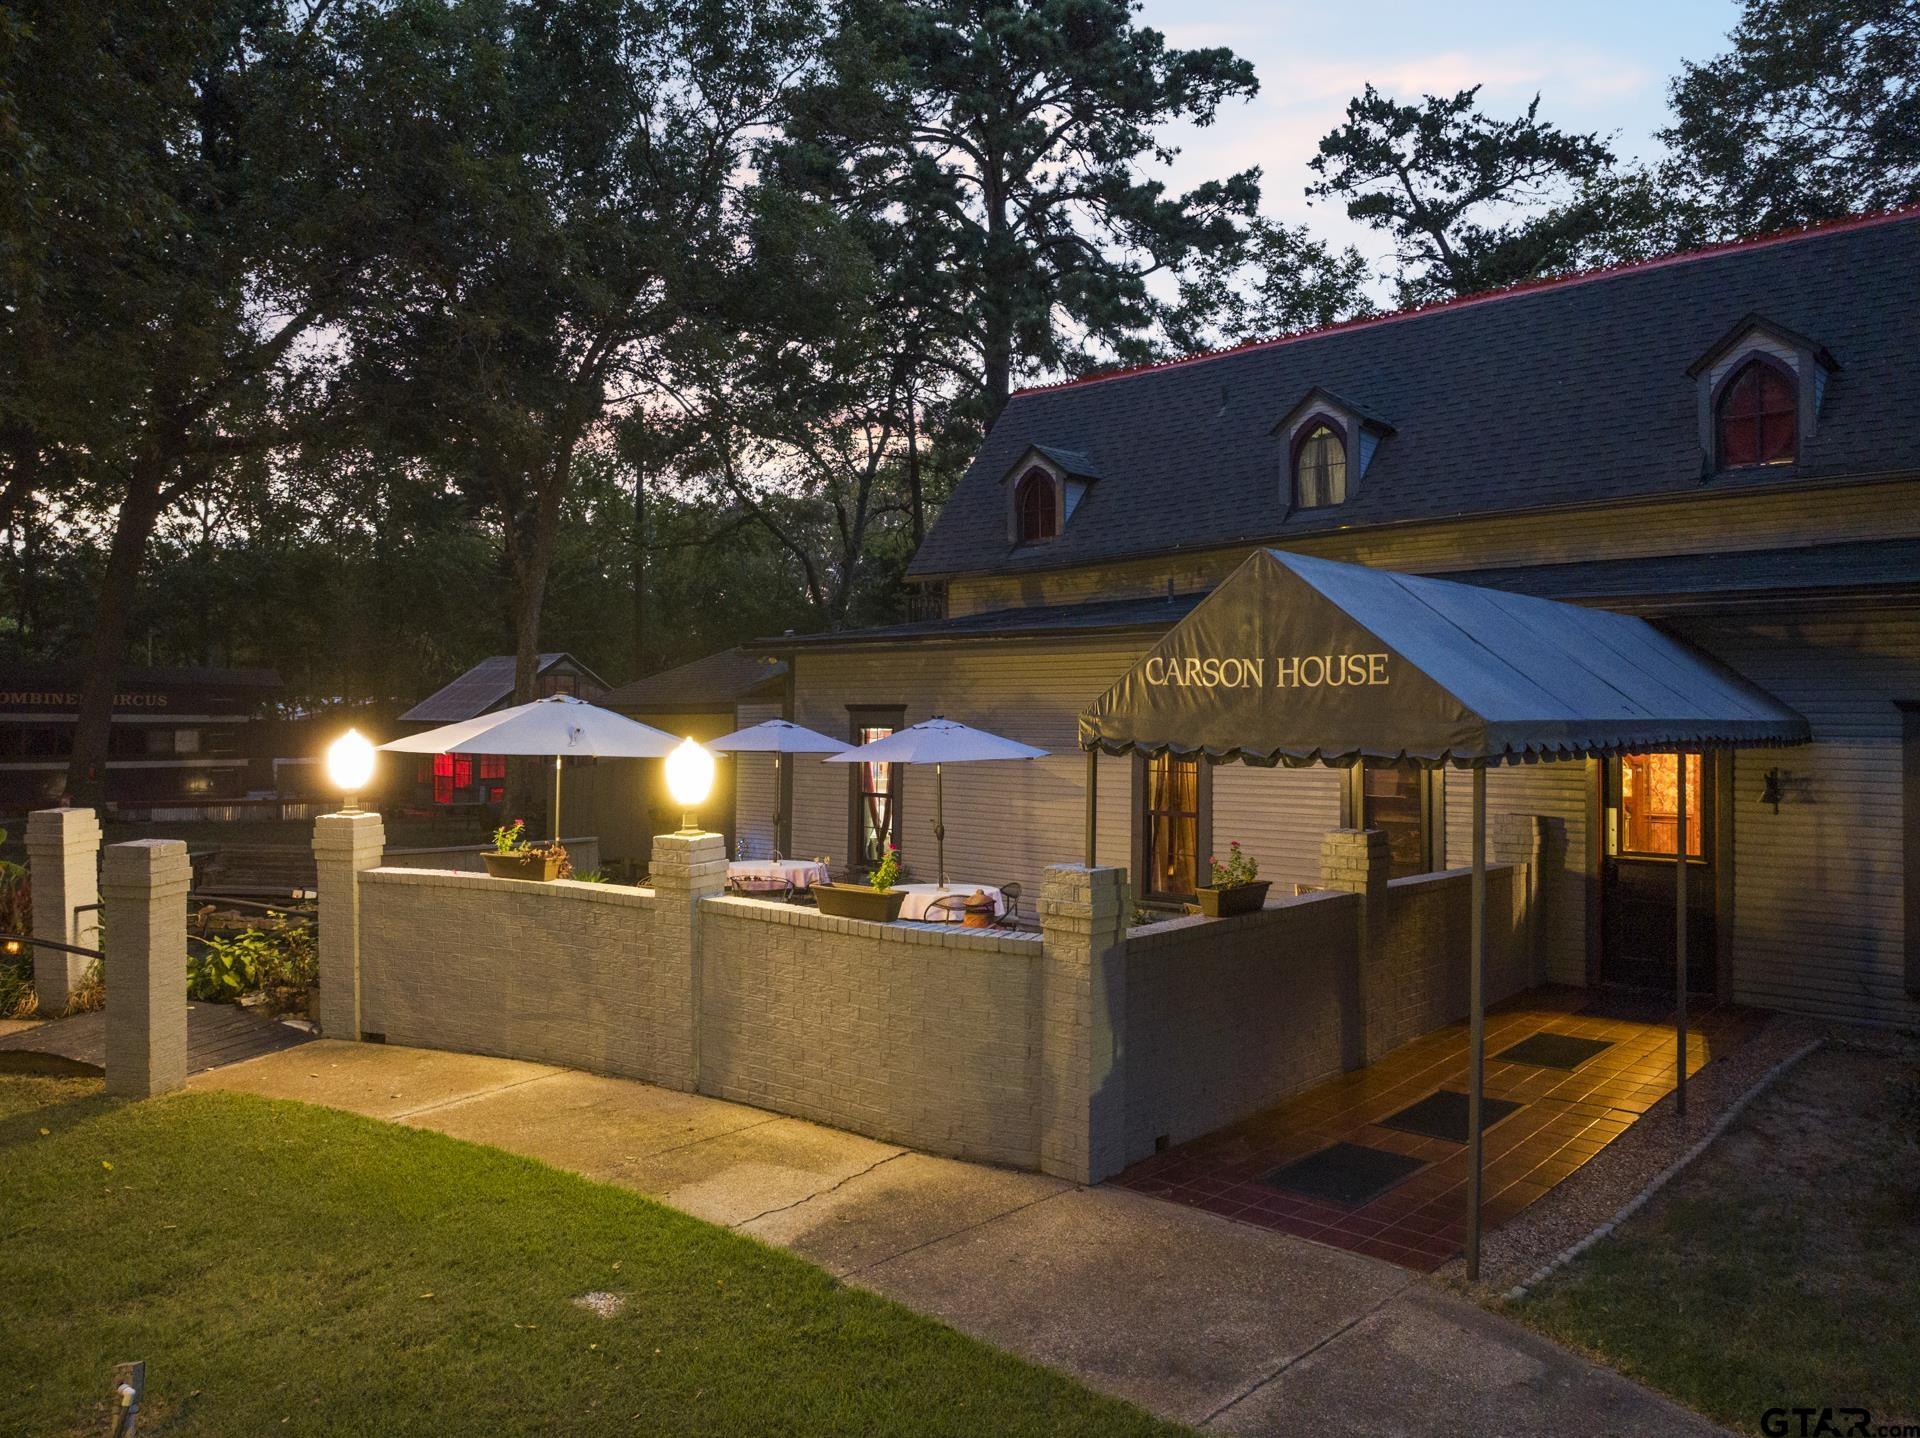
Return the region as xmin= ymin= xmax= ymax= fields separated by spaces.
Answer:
xmin=1014 ymin=467 xmax=1059 ymax=541
xmin=1292 ymin=419 xmax=1347 ymax=509
xmin=1716 ymin=356 xmax=1798 ymax=469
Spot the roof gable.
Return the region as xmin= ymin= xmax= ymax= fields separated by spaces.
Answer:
xmin=399 ymin=652 xmax=603 ymax=724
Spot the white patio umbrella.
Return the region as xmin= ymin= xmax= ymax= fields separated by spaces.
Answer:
xmin=826 ymin=717 xmax=1047 ymax=886
xmin=708 ymin=719 xmax=850 ymax=857
xmin=380 ymin=694 xmax=679 ymax=842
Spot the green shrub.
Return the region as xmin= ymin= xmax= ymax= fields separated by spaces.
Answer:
xmin=187 ymin=917 xmax=316 ymax=1014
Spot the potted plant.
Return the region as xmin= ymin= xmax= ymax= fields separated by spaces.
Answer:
xmin=483 ymin=819 xmax=568 ymax=882
xmin=812 ymin=843 xmax=907 ymax=922
xmin=1195 ymin=840 xmax=1270 ymax=917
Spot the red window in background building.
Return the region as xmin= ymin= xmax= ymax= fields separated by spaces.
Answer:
xmin=479 ymin=754 xmax=506 ymax=781
xmin=1014 ymin=468 xmax=1058 ymax=541
xmin=432 ymin=752 xmax=454 ymax=804
xmin=452 ymin=754 xmax=473 ymax=792
xmin=1717 ymin=358 xmax=1797 ymax=468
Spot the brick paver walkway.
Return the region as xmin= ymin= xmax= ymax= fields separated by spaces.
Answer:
xmin=1113 ymin=985 xmax=1764 ymax=1270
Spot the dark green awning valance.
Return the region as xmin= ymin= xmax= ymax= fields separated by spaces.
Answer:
xmin=1078 ymin=549 xmax=1809 ymax=768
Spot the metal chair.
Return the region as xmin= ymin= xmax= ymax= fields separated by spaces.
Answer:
xmin=921 ymin=893 xmax=969 ymax=923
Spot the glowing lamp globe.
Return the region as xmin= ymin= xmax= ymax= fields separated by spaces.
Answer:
xmin=327 ymin=729 xmax=377 ymax=813
xmin=664 ymin=737 xmax=715 ymax=831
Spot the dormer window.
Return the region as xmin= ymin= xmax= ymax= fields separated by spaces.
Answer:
xmin=1716 ymin=357 xmax=1797 ymax=468
xmin=1014 ymin=467 xmax=1059 ymax=541
xmin=1293 ymin=420 xmax=1348 ymax=508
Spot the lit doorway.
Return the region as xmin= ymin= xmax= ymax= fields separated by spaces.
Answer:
xmin=1602 ymin=753 xmax=1716 ymax=992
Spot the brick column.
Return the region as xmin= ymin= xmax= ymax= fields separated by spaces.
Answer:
xmin=1496 ymin=813 xmax=1552 ymax=984
xmin=102 ymin=840 xmax=191 ymax=1098
xmin=25 ymin=807 xmax=102 ymax=1016
xmin=649 ymin=829 xmax=727 ymax=1092
xmin=1321 ymin=827 xmax=1391 ymax=1064
xmin=313 ymin=811 xmax=385 ymax=1041
xmin=1038 ymin=864 xmax=1129 ymax=1184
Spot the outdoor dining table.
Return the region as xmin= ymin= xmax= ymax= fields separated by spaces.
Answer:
xmin=727 ymin=858 xmax=832 ymax=891
xmin=893 ymin=883 xmax=1005 ymax=923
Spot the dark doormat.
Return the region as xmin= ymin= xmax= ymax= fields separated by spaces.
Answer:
xmin=1580 ymin=991 xmax=1675 ymax=1024
xmin=1378 ymin=1090 xmax=1523 ymax=1144
xmin=1493 ymin=1032 xmax=1614 ymax=1071
xmin=1261 ymin=1142 xmax=1426 ymax=1207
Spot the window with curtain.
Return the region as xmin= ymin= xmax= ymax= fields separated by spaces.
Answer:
xmin=1142 ymin=753 xmax=1200 ymax=899
xmin=1293 ymin=421 xmax=1347 ymax=508
xmin=1716 ymin=358 xmax=1797 ymax=468
xmin=1014 ymin=468 xmax=1058 ymax=541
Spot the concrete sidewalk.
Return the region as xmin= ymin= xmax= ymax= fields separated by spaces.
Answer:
xmin=195 ymin=1041 xmax=1725 ymax=1436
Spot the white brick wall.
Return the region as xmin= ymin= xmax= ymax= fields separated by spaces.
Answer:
xmin=699 ymin=898 xmax=1045 ymax=1168
xmin=358 ymin=868 xmax=680 ymax=1084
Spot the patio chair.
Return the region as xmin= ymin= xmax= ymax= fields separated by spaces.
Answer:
xmin=921 ymin=893 xmax=969 ymax=923
xmin=727 ymin=875 xmax=792 ymax=902
xmin=998 ymin=882 xmax=1023 ymax=924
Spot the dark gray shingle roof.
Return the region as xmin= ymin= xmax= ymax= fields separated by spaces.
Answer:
xmin=909 ymin=210 xmax=1920 ymax=581
xmin=399 ymin=653 xmax=583 ymax=724
xmin=602 ymin=647 xmax=787 ymax=713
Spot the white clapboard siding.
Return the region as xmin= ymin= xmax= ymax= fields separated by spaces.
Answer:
xmin=790 ymin=641 xmax=1348 ymax=903
xmin=1445 ymin=760 xmax=1595 ymax=986
xmin=730 ymin=700 xmax=783 ymax=859
xmin=788 ymin=640 xmax=1148 ymax=900
xmin=1675 ymin=607 xmax=1920 ymax=1029
xmin=1213 ymin=765 xmax=1344 ymax=896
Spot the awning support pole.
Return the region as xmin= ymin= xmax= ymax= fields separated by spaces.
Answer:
xmin=1675 ymin=751 xmax=1689 ymax=1118
xmin=935 ymin=761 xmax=946 ymax=887
xmin=1467 ymin=765 xmax=1486 ymax=1283
xmin=1085 ymin=748 xmax=1097 ymax=868
xmin=552 ymin=755 xmax=563 ymax=845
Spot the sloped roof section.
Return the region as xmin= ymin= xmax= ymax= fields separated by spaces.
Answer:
xmin=914 ymin=208 xmax=1920 ymax=580
xmin=603 ymin=647 xmax=787 ymax=714
xmin=1080 ymin=551 xmax=1810 ymax=767
xmin=399 ymin=653 xmax=591 ymax=724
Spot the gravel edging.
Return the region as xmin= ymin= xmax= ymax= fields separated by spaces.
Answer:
xmin=1431 ymin=1013 xmax=1824 ymax=1294
xmin=1502 ymin=1035 xmax=1823 ymax=1300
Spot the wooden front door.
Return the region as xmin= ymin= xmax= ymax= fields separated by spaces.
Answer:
xmin=1602 ymin=753 xmax=1716 ymax=992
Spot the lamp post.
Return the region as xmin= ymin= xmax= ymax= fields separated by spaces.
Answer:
xmin=664 ymin=737 xmax=715 ymax=833
xmin=326 ymin=729 xmax=377 ymax=814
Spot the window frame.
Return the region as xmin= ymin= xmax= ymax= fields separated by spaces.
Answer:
xmin=1290 ymin=414 xmax=1349 ymax=510
xmin=1012 ymin=466 xmax=1061 ymax=543
xmin=1712 ymin=353 xmax=1799 ymax=471
xmin=1345 ymin=761 xmax=1442 ymax=877
xmin=846 ymin=704 xmax=905 ymax=875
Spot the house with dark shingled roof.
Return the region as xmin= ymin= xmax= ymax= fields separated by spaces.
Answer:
xmin=752 ymin=206 xmax=1920 ymax=1030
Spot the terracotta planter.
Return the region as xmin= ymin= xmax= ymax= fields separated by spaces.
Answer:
xmin=812 ymin=884 xmax=907 ymax=922
xmin=483 ymin=851 xmax=562 ymax=882
xmin=1194 ymin=881 xmax=1271 ymax=917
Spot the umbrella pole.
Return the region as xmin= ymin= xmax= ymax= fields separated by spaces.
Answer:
xmin=1675 ymin=752 xmax=1689 ymax=1118
xmin=935 ymin=762 xmax=946 ymax=887
xmin=1467 ymin=766 xmax=1486 ymax=1282
xmin=552 ymin=756 xmax=563 ymax=845
xmin=774 ymin=752 xmax=784 ymax=859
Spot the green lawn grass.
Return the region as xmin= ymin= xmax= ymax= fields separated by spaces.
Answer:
xmin=1509 ymin=1045 xmax=1920 ymax=1435
xmin=0 ymin=1077 xmax=1188 ymax=1438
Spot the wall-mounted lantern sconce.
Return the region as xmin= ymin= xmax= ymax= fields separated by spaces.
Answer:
xmin=1761 ymin=768 xmax=1783 ymax=814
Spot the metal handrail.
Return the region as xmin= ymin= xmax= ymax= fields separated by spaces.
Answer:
xmin=0 ymin=932 xmax=103 ymax=960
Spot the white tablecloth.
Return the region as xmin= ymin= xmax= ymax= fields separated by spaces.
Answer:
xmin=894 ymin=883 xmax=1005 ymax=923
xmin=729 ymin=859 xmax=832 ymax=890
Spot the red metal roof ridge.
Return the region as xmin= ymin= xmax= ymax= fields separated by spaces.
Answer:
xmin=1009 ymin=203 xmax=1920 ymax=400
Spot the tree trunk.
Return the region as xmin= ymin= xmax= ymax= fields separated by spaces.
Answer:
xmin=66 ymin=457 xmax=168 ymax=805
xmin=630 ymin=462 xmax=649 ymax=677
xmin=905 ymin=383 xmax=924 ymax=548
xmin=501 ymin=446 xmax=573 ymax=827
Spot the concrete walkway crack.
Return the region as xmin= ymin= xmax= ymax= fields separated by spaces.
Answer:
xmin=390 ymin=1071 xmax=566 ymax=1122
xmin=730 ymin=1150 xmax=908 ymax=1230
xmin=840 ymin=1185 xmax=1075 ymax=1282
xmin=1197 ymin=1287 xmax=1404 ymax=1430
